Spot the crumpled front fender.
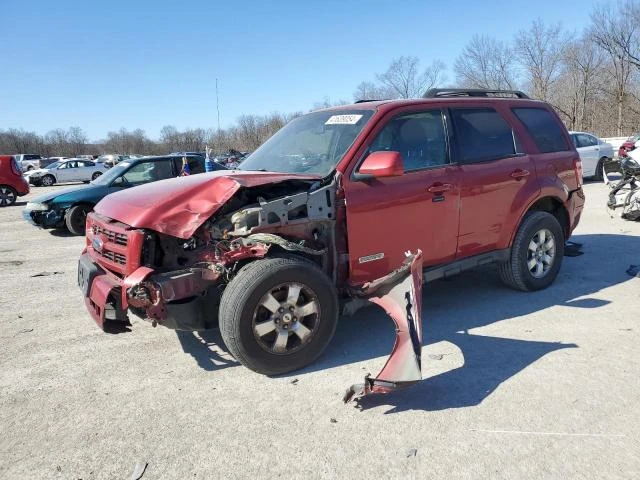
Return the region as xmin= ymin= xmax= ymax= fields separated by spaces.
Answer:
xmin=344 ymin=250 xmax=423 ymax=403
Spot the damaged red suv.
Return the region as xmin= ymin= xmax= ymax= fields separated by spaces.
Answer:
xmin=78 ymin=89 xmax=585 ymax=375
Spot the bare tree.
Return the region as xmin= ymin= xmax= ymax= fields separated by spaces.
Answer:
xmin=454 ymin=35 xmax=518 ymax=90
xmin=590 ymin=1 xmax=640 ymax=134
xmin=353 ymin=81 xmax=393 ymax=101
xmin=515 ymin=19 xmax=571 ymax=101
xmin=376 ymin=56 xmax=446 ymax=98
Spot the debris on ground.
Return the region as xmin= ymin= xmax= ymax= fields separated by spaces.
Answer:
xmin=290 ymin=378 xmax=299 ymax=385
xmin=330 ymin=417 xmax=337 ymax=423
xmin=130 ymin=461 xmax=147 ymax=480
xmin=564 ymin=241 xmax=584 ymax=257
xmin=627 ymin=265 xmax=640 ymax=277
xmin=406 ymin=448 xmax=417 ymax=458
xmin=15 ymin=328 xmax=33 ymax=335
xmin=344 ymin=251 xmax=423 ymax=403
xmin=0 ymin=260 xmax=24 ymax=266
xmin=30 ymin=271 xmax=64 ymax=277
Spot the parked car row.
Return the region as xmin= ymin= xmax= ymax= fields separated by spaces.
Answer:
xmin=23 ymin=154 xmax=227 ymax=234
xmin=25 ymin=159 xmax=109 ymax=186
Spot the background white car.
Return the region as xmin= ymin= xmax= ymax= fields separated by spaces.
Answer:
xmin=26 ymin=158 xmax=109 ymax=186
xmin=569 ymin=131 xmax=614 ymax=181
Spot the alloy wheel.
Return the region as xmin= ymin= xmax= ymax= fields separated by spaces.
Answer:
xmin=527 ymin=228 xmax=556 ymax=278
xmin=0 ymin=187 xmax=16 ymax=206
xmin=252 ymin=282 xmax=321 ymax=355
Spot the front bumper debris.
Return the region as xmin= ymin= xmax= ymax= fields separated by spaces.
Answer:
xmin=343 ymin=250 xmax=423 ymax=403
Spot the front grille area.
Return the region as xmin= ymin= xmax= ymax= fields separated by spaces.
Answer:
xmin=86 ymin=213 xmax=144 ymax=276
xmin=101 ymin=250 xmax=127 ymax=265
xmin=92 ymin=225 xmax=128 ymax=246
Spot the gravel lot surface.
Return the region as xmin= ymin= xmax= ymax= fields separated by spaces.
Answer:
xmin=1 ymin=181 xmax=639 ymax=479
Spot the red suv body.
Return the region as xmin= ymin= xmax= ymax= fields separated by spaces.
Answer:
xmin=78 ymin=90 xmax=585 ymax=375
xmin=0 ymin=155 xmax=30 ymax=206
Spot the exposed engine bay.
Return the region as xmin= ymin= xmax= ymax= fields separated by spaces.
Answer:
xmin=122 ymin=178 xmax=342 ymax=330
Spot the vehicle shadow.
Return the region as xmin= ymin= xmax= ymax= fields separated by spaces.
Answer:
xmin=176 ymin=329 xmax=239 ymax=371
xmin=49 ymin=228 xmax=75 ymax=237
xmin=178 ymin=233 xmax=636 ymax=409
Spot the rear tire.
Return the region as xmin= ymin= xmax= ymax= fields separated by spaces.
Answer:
xmin=65 ymin=204 xmax=92 ymax=236
xmin=499 ymin=211 xmax=565 ymax=291
xmin=0 ymin=185 xmax=17 ymax=207
xmin=593 ymin=157 xmax=607 ymax=182
xmin=219 ymin=256 xmax=338 ymax=375
xmin=41 ymin=174 xmax=55 ymax=186
xmin=91 ymin=172 xmax=102 ymax=180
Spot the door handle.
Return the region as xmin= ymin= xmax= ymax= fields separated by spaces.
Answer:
xmin=427 ymin=183 xmax=453 ymax=193
xmin=510 ymin=169 xmax=530 ymax=180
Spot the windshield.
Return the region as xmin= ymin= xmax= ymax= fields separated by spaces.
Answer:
xmin=238 ymin=110 xmax=374 ymax=176
xmin=91 ymin=161 xmax=132 ymax=185
xmin=45 ymin=161 xmax=62 ymax=169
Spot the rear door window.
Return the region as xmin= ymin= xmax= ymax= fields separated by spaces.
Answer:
xmin=451 ymin=108 xmax=517 ymax=163
xmin=512 ymin=107 xmax=570 ymax=153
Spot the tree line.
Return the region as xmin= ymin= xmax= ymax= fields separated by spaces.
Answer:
xmin=2 ymin=0 xmax=640 ymax=158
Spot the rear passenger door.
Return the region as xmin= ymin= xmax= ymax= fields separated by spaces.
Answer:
xmin=452 ymin=107 xmax=537 ymax=257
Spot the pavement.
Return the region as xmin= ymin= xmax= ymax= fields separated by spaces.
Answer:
xmin=0 ymin=181 xmax=639 ymax=479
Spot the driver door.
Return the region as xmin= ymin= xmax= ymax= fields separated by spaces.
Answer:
xmin=56 ymin=162 xmax=74 ymax=182
xmin=342 ymin=108 xmax=461 ymax=284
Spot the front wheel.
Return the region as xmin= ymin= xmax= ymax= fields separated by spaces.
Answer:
xmin=219 ymin=256 xmax=339 ymax=375
xmin=65 ymin=204 xmax=92 ymax=236
xmin=41 ymin=174 xmax=55 ymax=186
xmin=0 ymin=185 xmax=17 ymax=207
xmin=498 ymin=211 xmax=565 ymax=291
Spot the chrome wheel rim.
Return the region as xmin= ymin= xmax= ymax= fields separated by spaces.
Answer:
xmin=0 ymin=187 xmax=16 ymax=206
xmin=252 ymin=282 xmax=321 ymax=355
xmin=527 ymin=228 xmax=556 ymax=278
xmin=42 ymin=176 xmax=53 ymax=186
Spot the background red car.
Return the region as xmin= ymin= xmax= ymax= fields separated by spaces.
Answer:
xmin=618 ymin=134 xmax=640 ymax=158
xmin=0 ymin=155 xmax=30 ymax=206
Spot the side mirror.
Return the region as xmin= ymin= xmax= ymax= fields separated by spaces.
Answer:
xmin=358 ymin=151 xmax=404 ymax=178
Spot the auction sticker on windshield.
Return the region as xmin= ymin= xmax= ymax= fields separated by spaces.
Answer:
xmin=325 ymin=114 xmax=363 ymax=125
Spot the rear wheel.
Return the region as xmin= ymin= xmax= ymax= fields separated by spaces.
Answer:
xmin=219 ymin=256 xmax=338 ymax=375
xmin=593 ymin=157 xmax=608 ymax=182
xmin=499 ymin=211 xmax=565 ymax=291
xmin=0 ymin=186 xmax=17 ymax=207
xmin=41 ymin=174 xmax=55 ymax=186
xmin=91 ymin=172 xmax=102 ymax=180
xmin=65 ymin=204 xmax=92 ymax=236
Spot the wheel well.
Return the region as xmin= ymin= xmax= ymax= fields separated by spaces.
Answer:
xmin=527 ymin=197 xmax=569 ymax=238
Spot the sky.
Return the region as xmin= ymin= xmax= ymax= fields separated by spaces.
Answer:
xmin=1 ymin=0 xmax=601 ymax=141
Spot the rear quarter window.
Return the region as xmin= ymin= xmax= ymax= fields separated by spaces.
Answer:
xmin=512 ymin=107 xmax=570 ymax=153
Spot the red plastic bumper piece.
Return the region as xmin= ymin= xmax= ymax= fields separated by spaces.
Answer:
xmin=84 ymin=271 xmax=120 ymax=329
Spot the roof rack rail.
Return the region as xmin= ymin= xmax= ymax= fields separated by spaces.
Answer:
xmin=423 ymin=88 xmax=530 ymax=99
xmin=355 ymin=99 xmax=382 ymax=103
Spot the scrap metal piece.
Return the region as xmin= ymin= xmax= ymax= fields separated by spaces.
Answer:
xmin=344 ymin=250 xmax=423 ymax=403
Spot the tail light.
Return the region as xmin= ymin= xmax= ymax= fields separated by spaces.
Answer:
xmin=10 ymin=158 xmax=21 ymax=176
xmin=573 ymin=157 xmax=583 ymax=188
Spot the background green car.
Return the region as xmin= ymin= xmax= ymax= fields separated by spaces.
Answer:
xmin=23 ymin=155 xmax=222 ymax=235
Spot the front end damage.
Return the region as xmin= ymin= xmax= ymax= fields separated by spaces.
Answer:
xmin=79 ymin=175 xmax=340 ymax=331
xmin=343 ymin=251 xmax=423 ymax=403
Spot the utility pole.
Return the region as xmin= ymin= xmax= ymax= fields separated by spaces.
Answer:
xmin=216 ymin=78 xmax=221 ymax=134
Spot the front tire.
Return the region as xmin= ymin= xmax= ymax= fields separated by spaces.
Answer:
xmin=41 ymin=174 xmax=55 ymax=186
xmin=65 ymin=204 xmax=92 ymax=236
xmin=0 ymin=185 xmax=17 ymax=207
xmin=499 ymin=211 xmax=565 ymax=291
xmin=219 ymin=256 xmax=339 ymax=375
